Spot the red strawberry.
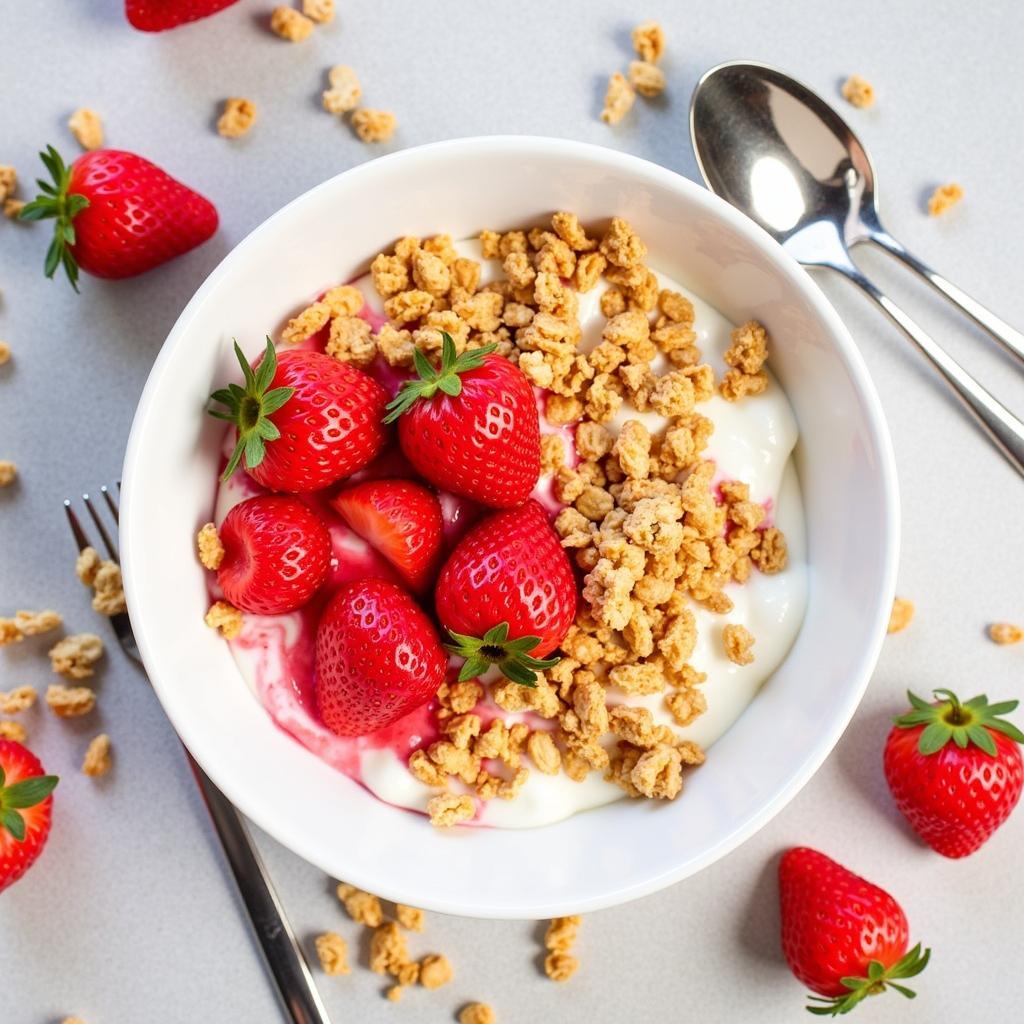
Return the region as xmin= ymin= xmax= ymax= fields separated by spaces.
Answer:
xmin=315 ymin=579 xmax=446 ymax=736
xmin=126 ymin=0 xmax=241 ymax=31
xmin=0 ymin=740 xmax=59 ymax=895
xmin=384 ymin=332 xmax=540 ymax=508
xmin=330 ymin=479 xmax=443 ymax=593
xmin=435 ymin=499 xmax=576 ymax=685
xmin=884 ymin=688 xmax=1024 ymax=858
xmin=20 ymin=146 xmax=217 ymax=289
xmin=217 ymin=495 xmax=332 ymax=614
xmin=779 ymin=847 xmax=930 ymax=1015
xmin=209 ymin=339 xmax=388 ymax=493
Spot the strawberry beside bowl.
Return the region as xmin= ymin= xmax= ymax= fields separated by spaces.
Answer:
xmin=120 ymin=137 xmax=898 ymax=918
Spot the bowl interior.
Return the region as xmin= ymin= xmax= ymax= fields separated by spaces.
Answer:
xmin=121 ymin=137 xmax=897 ymax=918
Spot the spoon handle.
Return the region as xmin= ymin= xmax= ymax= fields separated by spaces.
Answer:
xmin=839 ymin=266 xmax=1024 ymax=478
xmin=869 ymin=231 xmax=1024 ymax=367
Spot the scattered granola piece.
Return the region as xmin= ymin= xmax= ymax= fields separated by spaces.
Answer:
xmin=427 ymin=792 xmax=474 ymax=827
xmin=0 ymin=341 xmax=9 ymax=364
xmin=2 ymin=198 xmax=23 ymax=219
xmin=48 ymin=633 xmax=103 ymax=679
xmin=75 ymin=546 xmax=101 ymax=586
xmin=841 ymin=74 xmax=876 ymax=109
xmin=386 ymin=985 xmax=404 ymax=1001
xmin=459 ymin=1004 xmax=496 ymax=1024
xmin=0 ymin=720 xmax=26 ymax=742
xmin=0 ymin=609 xmax=62 ymax=645
xmin=46 ymin=684 xmax=96 ymax=718
xmin=545 ymin=915 xmax=581 ymax=952
xmin=68 ymin=108 xmax=104 ymax=150
xmin=217 ymin=97 xmax=257 ymax=139
xmin=988 ymin=622 xmax=1023 ymax=645
xmin=600 ymin=72 xmax=635 ymax=126
xmin=419 ymin=953 xmax=454 ymax=988
xmin=281 ymin=301 xmax=330 ymax=344
xmin=205 ymin=600 xmax=243 ymax=640
xmin=887 ymin=597 xmax=915 ymax=634
xmin=60 ymin=1018 xmax=88 ymax=1024
xmin=82 ymin=733 xmax=112 ymax=777
xmin=303 ymin=0 xmax=334 ymax=22
xmin=723 ymin=623 xmax=755 ymax=665
xmin=336 ymin=882 xmax=384 ymax=926
xmin=324 ymin=67 xmax=363 ymax=114
xmin=395 ymin=904 xmax=425 ymax=932
xmin=0 ymin=460 xmax=17 ymax=486
xmin=270 ymin=5 xmax=314 ymax=41
xmin=315 ymin=932 xmax=351 ymax=975
xmin=629 ymin=60 xmax=666 ymax=98
xmin=197 ymin=523 xmax=225 ymax=571
xmin=351 ymin=109 xmax=397 ymax=143
xmin=91 ymin=561 xmax=126 ymax=616
xmin=369 ymin=921 xmax=411 ymax=976
xmin=928 ymin=183 xmax=964 ymax=217
xmin=0 ymin=166 xmax=15 ymax=202
xmin=0 ymin=686 xmax=37 ymax=714
xmin=632 ymin=20 xmax=665 ymax=63
xmin=544 ymin=951 xmax=580 ymax=982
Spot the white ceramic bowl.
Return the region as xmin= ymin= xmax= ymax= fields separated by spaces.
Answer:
xmin=122 ymin=137 xmax=898 ymax=919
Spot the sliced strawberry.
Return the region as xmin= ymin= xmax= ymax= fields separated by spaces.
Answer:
xmin=0 ymin=740 xmax=59 ymax=895
xmin=315 ymin=579 xmax=447 ymax=736
xmin=330 ymin=479 xmax=443 ymax=593
xmin=217 ymin=495 xmax=332 ymax=615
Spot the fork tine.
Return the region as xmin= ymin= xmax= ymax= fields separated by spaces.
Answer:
xmin=63 ymin=499 xmax=92 ymax=553
xmin=101 ymin=484 xmax=119 ymax=524
xmin=83 ymin=492 xmax=119 ymax=561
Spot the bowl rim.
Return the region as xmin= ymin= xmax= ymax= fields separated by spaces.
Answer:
xmin=121 ymin=135 xmax=899 ymax=917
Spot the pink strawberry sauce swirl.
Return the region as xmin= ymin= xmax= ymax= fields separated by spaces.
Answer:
xmin=215 ymin=298 xmax=573 ymax=808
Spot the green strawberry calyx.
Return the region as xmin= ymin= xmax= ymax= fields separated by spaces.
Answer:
xmin=895 ymin=689 xmax=1024 ymax=757
xmin=806 ymin=943 xmax=931 ymax=1017
xmin=18 ymin=144 xmax=91 ymax=292
xmin=0 ymin=763 xmax=59 ymax=843
xmin=445 ymin=622 xmax=559 ymax=688
xmin=383 ymin=332 xmax=497 ymax=423
xmin=208 ymin=338 xmax=295 ymax=482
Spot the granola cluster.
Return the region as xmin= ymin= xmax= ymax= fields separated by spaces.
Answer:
xmin=68 ymin=108 xmax=104 ymax=151
xmin=217 ymin=98 xmax=258 ymax=139
xmin=319 ymin=63 xmax=397 ymax=143
xmin=928 ymin=183 xmax=964 ymax=217
xmin=75 ymin=546 xmax=127 ymax=616
xmin=841 ymin=74 xmax=876 ymax=109
xmin=601 ymin=21 xmax=667 ymax=125
xmin=0 ymin=164 xmax=23 ymax=219
xmin=543 ymin=915 xmax=582 ymax=982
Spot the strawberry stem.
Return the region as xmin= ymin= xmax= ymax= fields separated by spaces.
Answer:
xmin=894 ymin=689 xmax=1024 ymax=757
xmin=382 ymin=332 xmax=497 ymax=423
xmin=18 ymin=145 xmax=90 ymax=291
xmin=804 ymin=943 xmax=931 ymax=1016
xmin=445 ymin=622 xmax=559 ymax=688
xmin=208 ymin=338 xmax=295 ymax=482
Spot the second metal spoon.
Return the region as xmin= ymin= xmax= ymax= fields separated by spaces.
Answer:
xmin=690 ymin=59 xmax=1024 ymax=478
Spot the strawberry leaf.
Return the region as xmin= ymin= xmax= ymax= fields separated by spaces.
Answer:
xmin=444 ymin=621 xmax=558 ymax=688
xmin=803 ymin=945 xmax=930 ymax=1016
xmin=1 ymin=774 xmax=58 ymax=809
xmin=1 ymin=808 xmax=25 ymax=842
xmin=895 ymin=689 xmax=1023 ymax=757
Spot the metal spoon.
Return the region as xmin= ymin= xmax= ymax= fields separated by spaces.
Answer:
xmin=689 ymin=59 xmax=1024 ymax=477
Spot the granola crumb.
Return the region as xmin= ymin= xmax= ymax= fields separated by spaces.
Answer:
xmin=197 ymin=523 xmax=225 ymax=570
xmin=1 ymin=609 xmax=62 ymax=644
xmin=49 ymin=633 xmax=103 ymax=679
xmin=0 ymin=720 xmax=26 ymax=742
xmin=427 ymin=792 xmax=474 ymax=827
xmin=0 ymin=341 xmax=9 ymax=364
xmin=419 ymin=953 xmax=454 ymax=989
xmin=632 ymin=20 xmax=665 ymax=63
xmin=323 ymin=65 xmax=362 ymax=115
xmin=0 ymin=686 xmax=37 ymax=714
xmin=928 ymin=183 xmax=964 ymax=217
xmin=82 ymin=733 xmax=112 ymax=777
xmin=629 ymin=60 xmax=666 ymax=98
xmin=0 ymin=166 xmax=15 ymax=202
xmin=68 ymin=108 xmax=104 ymax=150
xmin=369 ymin=921 xmax=412 ymax=976
xmin=217 ymin=97 xmax=257 ymax=139
xmin=281 ymin=301 xmax=330 ymax=344
xmin=386 ymin=985 xmax=404 ymax=1001
xmin=887 ymin=597 xmax=914 ymax=634
xmin=336 ymin=882 xmax=384 ymax=926
xmin=46 ymin=683 xmax=97 ymax=718
xmin=395 ymin=904 xmax=425 ymax=931
xmin=91 ymin=561 xmax=126 ymax=616
xmin=988 ymin=622 xmax=1022 ymax=645
xmin=351 ymin=109 xmax=397 ymax=143
xmin=545 ymin=915 xmax=581 ymax=952
xmin=205 ymin=600 xmax=243 ymax=640
xmin=459 ymin=1003 xmax=496 ymax=1024
xmin=315 ymin=932 xmax=351 ymax=975
xmin=76 ymin=546 xmax=101 ymax=586
xmin=303 ymin=0 xmax=334 ymax=22
xmin=841 ymin=74 xmax=876 ymax=109
xmin=722 ymin=623 xmax=755 ymax=665
xmin=0 ymin=460 xmax=17 ymax=486
xmin=270 ymin=5 xmax=314 ymax=41
xmin=2 ymin=198 xmax=23 ymax=219
xmin=544 ymin=951 xmax=580 ymax=982
xmin=600 ymin=72 xmax=635 ymax=126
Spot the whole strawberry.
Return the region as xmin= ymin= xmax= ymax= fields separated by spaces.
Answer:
xmin=209 ymin=339 xmax=388 ymax=492
xmin=315 ymin=579 xmax=447 ymax=736
xmin=217 ymin=495 xmax=332 ymax=615
xmin=779 ymin=847 xmax=929 ymax=1015
xmin=20 ymin=146 xmax=217 ymax=289
xmin=126 ymin=0 xmax=241 ymax=31
xmin=1 ymin=740 xmax=59 ymax=895
xmin=435 ymin=499 xmax=576 ymax=685
xmin=330 ymin=479 xmax=443 ymax=594
xmin=384 ymin=332 xmax=540 ymax=508
xmin=884 ymin=688 xmax=1024 ymax=858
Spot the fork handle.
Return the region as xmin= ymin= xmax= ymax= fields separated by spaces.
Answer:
xmin=870 ymin=231 xmax=1024 ymax=367
xmin=188 ymin=752 xmax=333 ymax=1024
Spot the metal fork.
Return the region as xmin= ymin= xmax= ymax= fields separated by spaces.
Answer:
xmin=65 ymin=485 xmax=333 ymax=1024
